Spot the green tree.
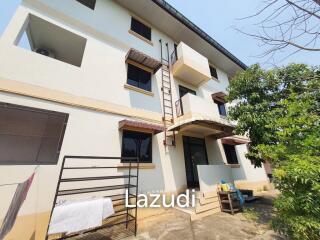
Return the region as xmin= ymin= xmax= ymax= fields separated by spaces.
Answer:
xmin=227 ymin=64 xmax=320 ymax=239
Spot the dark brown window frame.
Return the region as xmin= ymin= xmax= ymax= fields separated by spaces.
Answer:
xmin=178 ymin=85 xmax=196 ymax=98
xmin=209 ymin=65 xmax=218 ymax=79
xmin=0 ymin=102 xmax=68 ymax=165
xmin=223 ymin=144 xmax=239 ymax=165
xmin=130 ymin=17 xmax=152 ymax=41
xmin=214 ymin=99 xmax=227 ymax=116
xmin=76 ymin=0 xmax=96 ymax=10
xmin=127 ymin=63 xmax=152 ymax=92
xmin=121 ymin=129 xmax=152 ymax=163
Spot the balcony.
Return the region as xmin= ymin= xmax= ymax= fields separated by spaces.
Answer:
xmin=169 ymin=94 xmax=234 ymax=137
xmin=171 ymin=42 xmax=211 ymax=86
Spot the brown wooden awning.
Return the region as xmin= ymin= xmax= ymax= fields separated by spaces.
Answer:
xmin=119 ymin=120 xmax=164 ymax=134
xmin=167 ymin=115 xmax=234 ymax=138
xmin=212 ymin=91 xmax=228 ymax=103
xmin=220 ymin=136 xmax=250 ymax=145
xmin=125 ymin=48 xmax=162 ymax=73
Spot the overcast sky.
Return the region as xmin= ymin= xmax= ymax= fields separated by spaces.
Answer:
xmin=1 ymin=0 xmax=319 ymax=68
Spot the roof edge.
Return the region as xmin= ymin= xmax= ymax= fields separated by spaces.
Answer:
xmin=151 ymin=0 xmax=248 ymax=70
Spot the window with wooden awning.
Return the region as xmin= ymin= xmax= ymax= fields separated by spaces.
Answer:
xmin=212 ymin=91 xmax=228 ymax=117
xmin=212 ymin=91 xmax=228 ymax=103
xmin=118 ymin=119 xmax=164 ymax=134
xmin=125 ymin=48 xmax=162 ymax=74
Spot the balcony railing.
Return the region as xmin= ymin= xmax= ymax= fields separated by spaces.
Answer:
xmin=175 ymin=93 xmax=221 ymax=119
xmin=170 ymin=49 xmax=178 ymax=66
xmin=175 ymin=98 xmax=184 ymax=117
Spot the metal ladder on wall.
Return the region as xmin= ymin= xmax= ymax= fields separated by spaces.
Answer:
xmin=159 ymin=39 xmax=176 ymax=146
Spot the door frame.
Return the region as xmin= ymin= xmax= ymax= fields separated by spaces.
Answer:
xmin=182 ymin=136 xmax=209 ymax=188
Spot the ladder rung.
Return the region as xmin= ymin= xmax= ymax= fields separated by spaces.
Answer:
xmin=165 ymin=112 xmax=173 ymax=115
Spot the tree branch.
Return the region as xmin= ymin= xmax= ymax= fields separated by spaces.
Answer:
xmin=286 ymin=0 xmax=320 ymax=19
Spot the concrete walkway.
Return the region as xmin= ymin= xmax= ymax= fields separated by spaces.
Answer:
xmin=70 ymin=191 xmax=284 ymax=240
xmin=128 ymin=190 xmax=284 ymax=240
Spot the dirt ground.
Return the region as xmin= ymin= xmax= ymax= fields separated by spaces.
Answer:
xmin=71 ymin=190 xmax=285 ymax=240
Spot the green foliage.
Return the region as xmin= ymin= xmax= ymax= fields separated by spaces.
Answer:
xmin=228 ymin=63 xmax=320 ymax=239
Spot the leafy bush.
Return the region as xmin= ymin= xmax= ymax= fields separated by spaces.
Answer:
xmin=228 ymin=64 xmax=320 ymax=239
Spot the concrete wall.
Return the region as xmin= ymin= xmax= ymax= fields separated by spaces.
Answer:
xmin=198 ymin=165 xmax=233 ymax=193
xmin=181 ymin=93 xmax=221 ymax=119
xmin=0 ymin=0 xmax=230 ymax=121
xmin=0 ymin=93 xmax=188 ymax=240
xmin=0 ymin=1 xmax=269 ymax=239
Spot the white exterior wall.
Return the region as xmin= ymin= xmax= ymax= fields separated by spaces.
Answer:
xmin=0 ymin=93 xmax=188 ymax=215
xmin=0 ymin=1 xmax=269 ymax=238
xmin=0 ymin=0 xmax=230 ymax=114
xmin=232 ymin=144 xmax=268 ymax=182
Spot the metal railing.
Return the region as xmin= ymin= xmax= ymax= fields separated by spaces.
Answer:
xmin=170 ymin=49 xmax=178 ymax=65
xmin=46 ymin=156 xmax=139 ymax=239
xmin=175 ymin=98 xmax=184 ymax=117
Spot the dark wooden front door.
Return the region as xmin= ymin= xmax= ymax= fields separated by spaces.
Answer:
xmin=183 ymin=136 xmax=208 ymax=188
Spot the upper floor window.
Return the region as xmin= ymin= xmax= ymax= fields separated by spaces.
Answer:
xmin=121 ymin=130 xmax=152 ymax=163
xmin=76 ymin=0 xmax=96 ymax=10
xmin=209 ymin=66 xmax=218 ymax=79
xmin=214 ymin=100 xmax=227 ymax=116
xmin=0 ymin=102 xmax=68 ymax=165
xmin=179 ymin=85 xmax=196 ymax=98
xmin=127 ymin=63 xmax=152 ymax=92
xmin=131 ymin=17 xmax=151 ymax=41
xmin=223 ymin=144 xmax=239 ymax=165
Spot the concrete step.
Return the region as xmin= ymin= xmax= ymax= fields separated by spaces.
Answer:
xmin=203 ymin=191 xmax=218 ymax=199
xmin=191 ymin=207 xmax=221 ymax=221
xmin=199 ymin=195 xmax=219 ymax=205
xmin=195 ymin=201 xmax=220 ymax=214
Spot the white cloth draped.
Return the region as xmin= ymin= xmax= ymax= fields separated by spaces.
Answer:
xmin=48 ymin=198 xmax=114 ymax=235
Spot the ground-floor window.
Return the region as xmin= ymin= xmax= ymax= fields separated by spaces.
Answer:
xmin=0 ymin=102 xmax=68 ymax=165
xmin=223 ymin=144 xmax=239 ymax=164
xmin=121 ymin=130 xmax=152 ymax=163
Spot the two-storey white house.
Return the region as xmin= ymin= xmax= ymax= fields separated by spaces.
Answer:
xmin=0 ymin=0 xmax=270 ymax=239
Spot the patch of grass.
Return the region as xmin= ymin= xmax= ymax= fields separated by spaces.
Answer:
xmin=243 ymin=208 xmax=261 ymax=221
